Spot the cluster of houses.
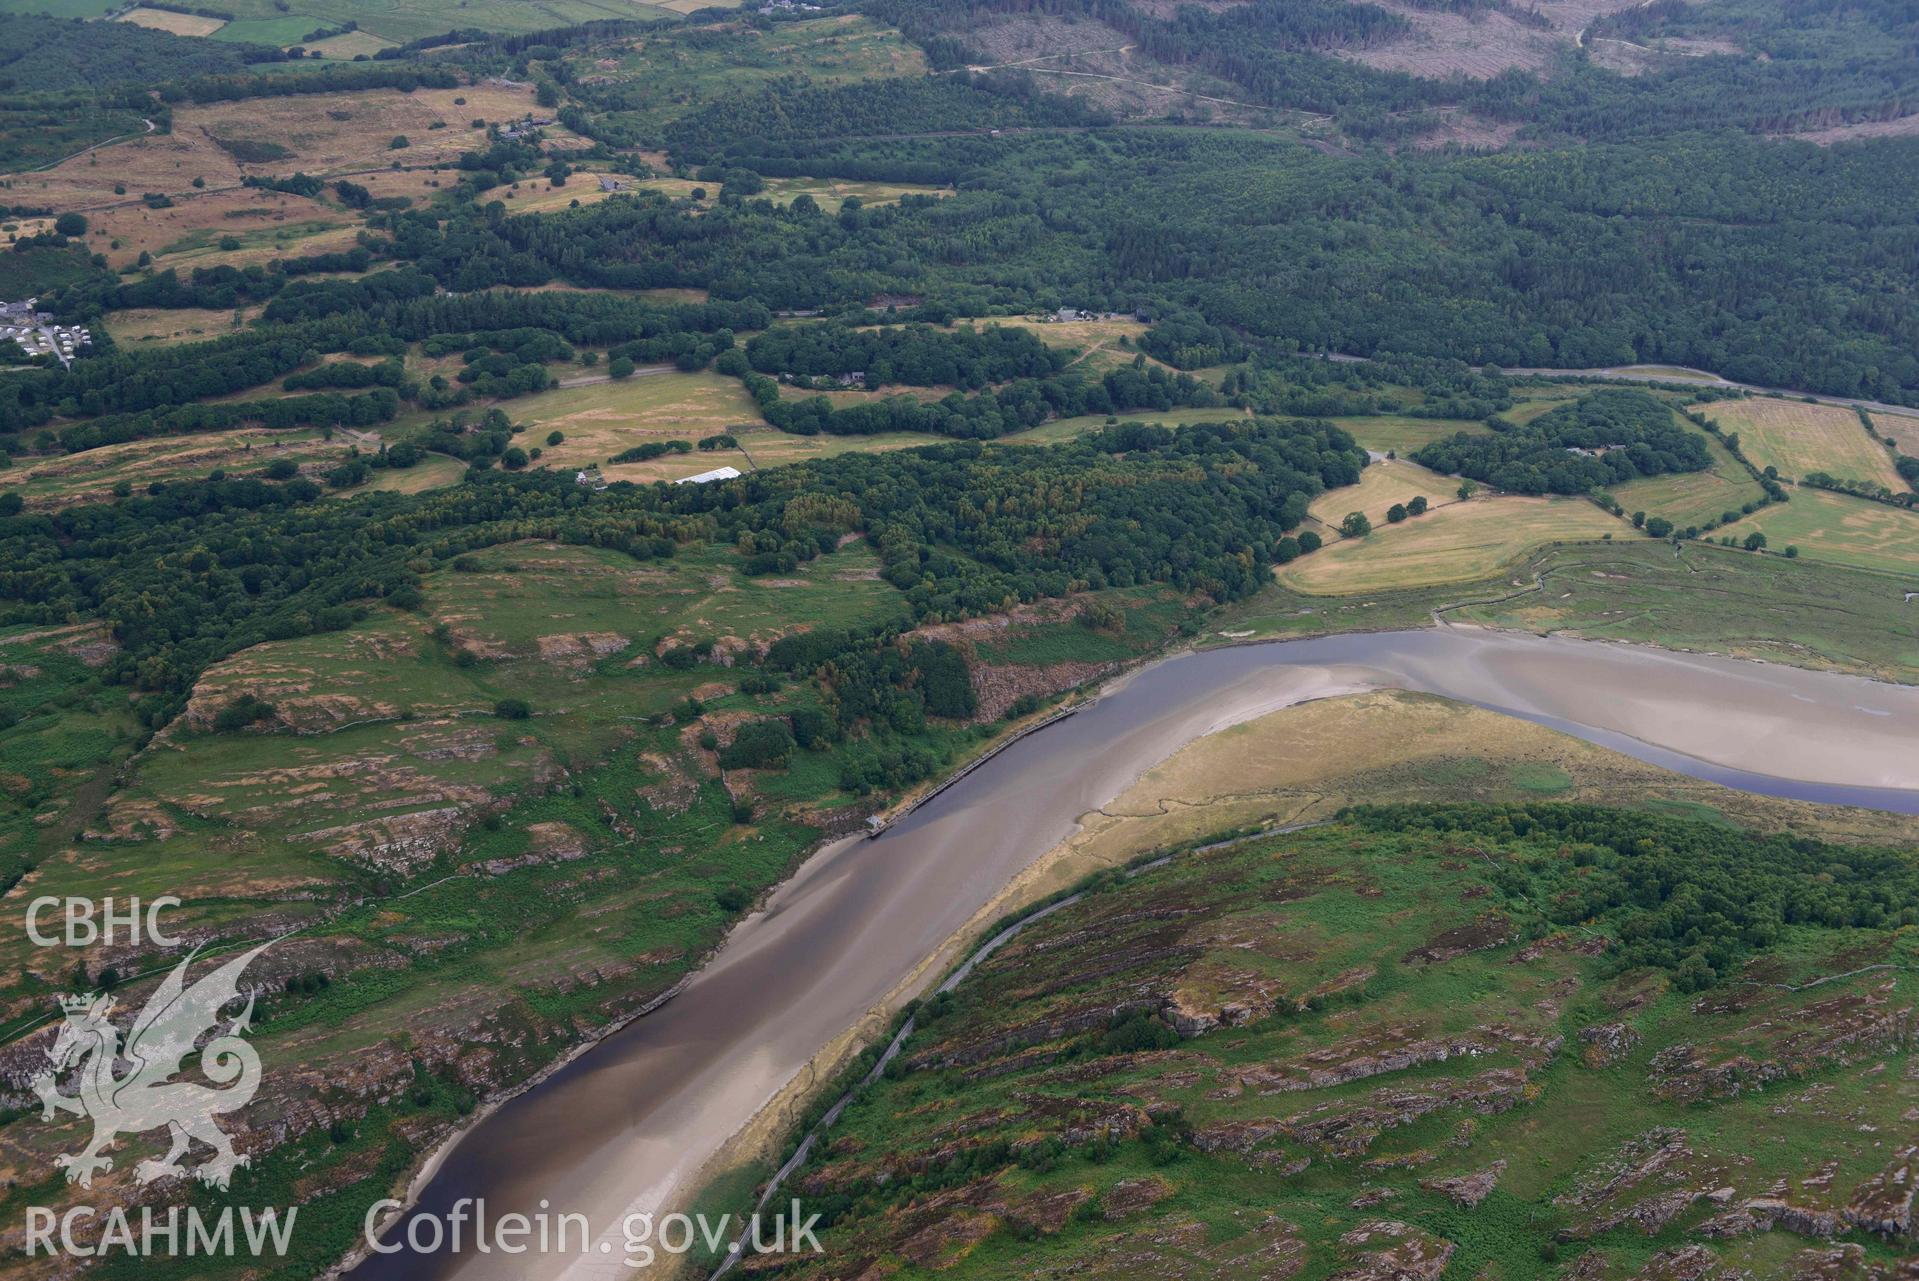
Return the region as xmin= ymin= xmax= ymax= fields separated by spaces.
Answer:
xmin=499 ymin=117 xmax=556 ymax=141
xmin=0 ymin=299 xmax=90 ymax=368
xmin=762 ymin=0 xmax=825 ymax=12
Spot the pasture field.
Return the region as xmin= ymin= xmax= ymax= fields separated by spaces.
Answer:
xmin=1305 ymin=455 xmax=1459 ymax=530
xmin=209 ymin=15 xmax=321 ymax=44
xmin=1436 ymin=539 xmax=1919 ymax=682
xmin=298 ymin=29 xmax=396 ymax=59
xmin=1497 ymin=386 xmax=1588 ymax=424
xmin=989 ymin=315 xmax=1188 ymax=378
xmin=1718 ymin=485 xmax=1919 ymax=576
xmin=1607 ymin=364 xmax=1723 ymax=381
xmin=70 ymin=0 xmax=675 ymax=43
xmin=1333 ymin=413 xmax=1489 ymax=455
xmin=1873 ymin=410 xmax=1919 ymax=456
xmin=489 ymin=371 xmax=768 ymax=479
xmin=5 ymin=427 xmax=364 ymax=510
xmin=1699 ymin=396 xmax=1905 ymax=490
xmin=357 ymin=452 xmax=467 ymax=495
xmin=1275 ymin=493 xmax=1625 ymax=593
xmin=0 ymin=0 xmax=118 ymax=15
xmin=1604 ymin=425 xmax=1766 ymax=529
xmin=115 ymin=5 xmax=226 ymax=35
xmin=6 ymin=82 xmax=550 ymax=205
xmin=102 ymin=304 xmax=257 ymax=345
xmin=480 ymin=175 xmax=624 ymax=214
xmin=633 ymin=174 xmax=946 ymax=214
xmin=762 ymin=175 xmax=947 ymax=212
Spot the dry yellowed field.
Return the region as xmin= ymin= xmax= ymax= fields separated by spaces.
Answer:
xmin=6 ymin=83 xmax=562 ymax=226
xmin=8 ymin=428 xmax=362 ymax=511
xmin=500 ymin=373 xmax=768 ymax=481
xmin=116 ymin=6 xmax=227 ymax=35
xmin=103 ymin=304 xmax=258 ymax=345
xmin=480 ymin=177 xmax=623 ymax=214
xmin=1700 ymin=397 xmax=1904 ymax=490
xmin=1277 ymin=494 xmax=1624 ymax=593
xmin=12 ymin=152 xmax=461 ymax=270
xmin=8 ymin=189 xmax=357 ymax=271
xmin=1871 ymin=411 xmax=1919 ymax=457
xmin=1306 ymin=456 xmax=1459 ymax=530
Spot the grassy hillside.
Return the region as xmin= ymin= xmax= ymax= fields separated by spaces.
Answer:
xmin=764 ymin=806 xmax=1919 ymax=1279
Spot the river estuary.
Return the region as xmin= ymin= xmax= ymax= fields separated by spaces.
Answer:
xmin=349 ymin=627 xmax=1919 ymax=1280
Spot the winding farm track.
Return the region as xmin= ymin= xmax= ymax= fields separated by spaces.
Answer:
xmin=25 ymin=115 xmax=158 ymax=174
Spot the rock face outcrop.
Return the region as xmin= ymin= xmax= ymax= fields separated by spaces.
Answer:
xmin=1578 ymin=1020 xmax=1641 ymax=1067
xmin=1844 ymin=1147 xmax=1917 ymax=1239
xmin=1422 ymin=1160 xmax=1506 ymax=1207
xmin=1333 ymin=1220 xmax=1454 ymax=1280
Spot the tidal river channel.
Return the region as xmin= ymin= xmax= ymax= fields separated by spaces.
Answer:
xmin=351 ymin=628 xmax=1919 ymax=1280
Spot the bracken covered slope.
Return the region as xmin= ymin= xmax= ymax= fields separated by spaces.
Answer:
xmin=763 ymin=807 xmax=1919 ymax=1280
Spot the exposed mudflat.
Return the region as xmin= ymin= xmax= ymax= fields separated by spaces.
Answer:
xmin=352 ymin=629 xmax=1919 ymax=1281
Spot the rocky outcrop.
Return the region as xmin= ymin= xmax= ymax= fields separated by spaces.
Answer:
xmin=1333 ymin=1220 xmax=1455 ymax=1280
xmin=1578 ymin=1021 xmax=1641 ymax=1067
xmin=1422 ymin=1160 xmax=1506 ymax=1208
xmin=1843 ymin=1147 xmax=1915 ymax=1239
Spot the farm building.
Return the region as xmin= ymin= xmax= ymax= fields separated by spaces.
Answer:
xmin=676 ymin=466 xmax=743 ymax=485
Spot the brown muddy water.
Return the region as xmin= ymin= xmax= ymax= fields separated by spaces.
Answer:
xmin=349 ymin=629 xmax=1919 ymax=1280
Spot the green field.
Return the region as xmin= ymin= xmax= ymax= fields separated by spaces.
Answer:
xmin=0 ymin=0 xmax=682 ymax=43
xmin=1333 ymin=413 xmax=1491 ymax=455
xmin=1605 ymin=424 xmax=1767 ymax=531
xmin=1718 ymin=485 xmax=1919 ymax=576
xmin=0 ymin=0 xmax=120 ymax=16
xmin=1212 ymin=538 xmax=1919 ymax=682
xmin=209 ymin=15 xmax=325 ymax=44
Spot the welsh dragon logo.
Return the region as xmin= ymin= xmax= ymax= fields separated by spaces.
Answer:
xmin=31 ymin=944 xmax=268 ymax=1190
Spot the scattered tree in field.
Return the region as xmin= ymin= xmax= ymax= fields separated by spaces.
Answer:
xmin=494 ymin=698 xmax=531 ymax=719
xmin=1744 ymin=531 xmax=1768 ymax=551
xmin=1387 ymin=503 xmax=1408 ymax=523
xmin=1341 ymin=511 xmax=1372 ymax=538
xmin=1407 ymin=495 xmax=1428 ymax=516
xmin=1645 ymin=516 xmax=1674 ymax=538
